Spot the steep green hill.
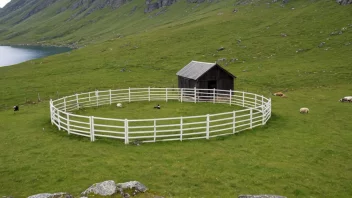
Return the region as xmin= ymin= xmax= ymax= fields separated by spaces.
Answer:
xmin=0 ymin=0 xmax=352 ymax=197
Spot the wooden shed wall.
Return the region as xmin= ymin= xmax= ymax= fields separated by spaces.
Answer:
xmin=178 ymin=76 xmax=197 ymax=89
xmin=197 ymin=65 xmax=234 ymax=90
xmin=178 ymin=65 xmax=234 ymax=90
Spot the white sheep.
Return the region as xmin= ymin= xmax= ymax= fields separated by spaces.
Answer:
xmin=300 ymin=107 xmax=309 ymax=114
xmin=116 ymin=103 xmax=122 ymax=107
xmin=339 ymin=96 xmax=352 ymax=102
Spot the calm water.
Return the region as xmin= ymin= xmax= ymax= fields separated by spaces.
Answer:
xmin=0 ymin=45 xmax=72 ymax=67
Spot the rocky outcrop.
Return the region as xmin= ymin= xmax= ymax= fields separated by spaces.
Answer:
xmin=336 ymin=0 xmax=352 ymax=5
xmin=117 ymin=181 xmax=148 ymax=193
xmin=0 ymin=0 xmax=130 ymax=23
xmin=81 ymin=180 xmax=117 ymax=196
xmin=26 ymin=180 xmax=150 ymax=198
xmin=144 ymin=0 xmax=177 ymax=13
xmin=27 ymin=192 xmax=73 ymax=198
xmin=20 ymin=0 xmax=59 ymax=22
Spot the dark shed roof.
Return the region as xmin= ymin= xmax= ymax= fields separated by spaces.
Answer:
xmin=176 ymin=61 xmax=235 ymax=80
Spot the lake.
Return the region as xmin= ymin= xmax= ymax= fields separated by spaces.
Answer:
xmin=0 ymin=45 xmax=72 ymax=67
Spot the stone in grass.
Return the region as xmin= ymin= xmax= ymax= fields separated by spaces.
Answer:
xmin=238 ymin=195 xmax=287 ymax=198
xmin=81 ymin=180 xmax=117 ymax=196
xmin=318 ymin=42 xmax=326 ymax=48
xmin=27 ymin=192 xmax=73 ymax=198
xmin=117 ymin=181 xmax=148 ymax=196
xmin=217 ymin=47 xmax=225 ymax=51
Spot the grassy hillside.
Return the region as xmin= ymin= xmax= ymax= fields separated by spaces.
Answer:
xmin=0 ymin=0 xmax=352 ymax=197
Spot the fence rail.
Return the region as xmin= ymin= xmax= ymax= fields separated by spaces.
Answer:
xmin=50 ymin=88 xmax=271 ymax=144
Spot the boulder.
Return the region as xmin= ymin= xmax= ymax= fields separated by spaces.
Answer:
xmin=117 ymin=181 xmax=148 ymax=193
xmin=28 ymin=192 xmax=73 ymax=198
xmin=81 ymin=180 xmax=117 ymax=196
xmin=239 ymin=195 xmax=287 ymax=198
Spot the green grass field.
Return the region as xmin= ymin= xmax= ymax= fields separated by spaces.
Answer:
xmin=0 ymin=0 xmax=352 ymax=197
xmin=74 ymin=101 xmax=243 ymax=119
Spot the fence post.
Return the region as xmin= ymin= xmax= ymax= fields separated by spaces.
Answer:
xmin=76 ymin=94 xmax=79 ymax=109
xmin=89 ymin=92 xmax=91 ymax=102
xmin=213 ymin=88 xmax=216 ymax=103
xmin=268 ymin=98 xmax=271 ymax=118
xmin=153 ymin=120 xmax=157 ymax=142
xmin=128 ymin=87 xmax=131 ymax=103
xmin=180 ymin=116 xmax=183 ymax=141
xmin=50 ymin=99 xmax=53 ymax=125
xmin=96 ymin=90 xmax=99 ymax=107
xmin=57 ymin=110 xmax=61 ymax=130
xmin=63 ymin=97 xmax=66 ymax=112
xmin=242 ymin=92 xmax=245 ymax=107
xmin=148 ymin=87 xmax=151 ymax=101
xmin=194 ymin=87 xmax=197 ymax=103
xmin=206 ymin=114 xmax=210 ymax=139
xmin=262 ymin=104 xmax=265 ymax=125
xmin=229 ymin=89 xmax=232 ymax=106
xmin=250 ymin=108 xmax=253 ymax=128
xmin=124 ymin=119 xmax=129 ymax=144
xmin=109 ymin=89 xmax=112 ymax=105
xmin=180 ymin=88 xmax=183 ymax=103
xmin=166 ymin=88 xmax=168 ymax=102
xmin=254 ymin=95 xmax=257 ymax=108
xmin=67 ymin=113 xmax=70 ymax=134
xmin=233 ymin=111 xmax=236 ymax=134
xmin=90 ymin=116 xmax=95 ymax=142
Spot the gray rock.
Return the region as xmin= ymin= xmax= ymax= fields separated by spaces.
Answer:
xmin=318 ymin=42 xmax=325 ymax=48
xmin=144 ymin=2 xmax=159 ymax=12
xmin=123 ymin=193 xmax=131 ymax=198
xmin=28 ymin=192 xmax=73 ymax=198
xmin=116 ymin=181 xmax=148 ymax=193
xmin=217 ymin=47 xmax=225 ymax=51
xmin=238 ymin=195 xmax=287 ymax=198
xmin=144 ymin=0 xmax=177 ymax=12
xmin=81 ymin=180 xmax=117 ymax=196
xmin=336 ymin=0 xmax=352 ymax=5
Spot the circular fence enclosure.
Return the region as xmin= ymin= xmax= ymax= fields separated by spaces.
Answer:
xmin=50 ymin=88 xmax=271 ymax=144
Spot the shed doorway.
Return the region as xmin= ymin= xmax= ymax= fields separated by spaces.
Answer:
xmin=208 ymin=80 xmax=217 ymax=89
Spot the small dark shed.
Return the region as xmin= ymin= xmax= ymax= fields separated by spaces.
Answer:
xmin=176 ymin=61 xmax=236 ymax=90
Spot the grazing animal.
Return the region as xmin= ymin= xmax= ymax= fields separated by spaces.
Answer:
xmin=273 ymin=92 xmax=284 ymax=96
xmin=116 ymin=103 xmax=122 ymax=107
xmin=13 ymin=105 xmax=19 ymax=112
xmin=154 ymin=104 xmax=160 ymax=109
xmin=300 ymin=107 xmax=309 ymax=114
xmin=339 ymin=96 xmax=352 ymax=102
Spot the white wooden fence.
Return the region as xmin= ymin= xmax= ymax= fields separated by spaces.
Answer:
xmin=50 ymin=88 xmax=271 ymax=144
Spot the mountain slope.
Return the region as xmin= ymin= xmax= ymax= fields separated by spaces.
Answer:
xmin=0 ymin=0 xmax=351 ymax=197
xmin=1 ymin=0 xmax=349 ymax=47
